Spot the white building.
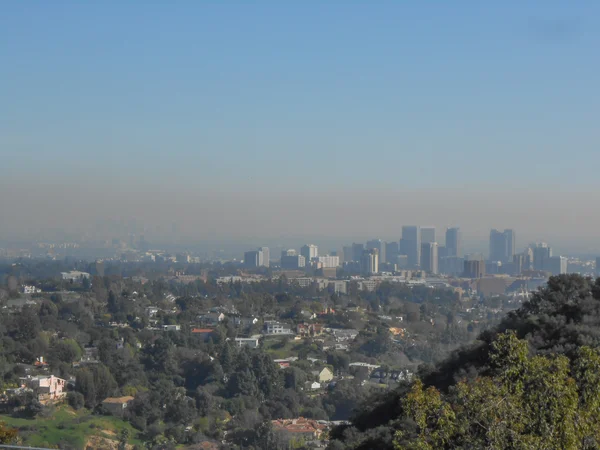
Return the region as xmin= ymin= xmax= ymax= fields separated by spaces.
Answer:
xmin=315 ymin=255 xmax=340 ymax=268
xmin=61 ymin=271 xmax=91 ymax=281
xmin=264 ymin=321 xmax=293 ymax=335
xmin=235 ymin=337 xmax=261 ymax=348
xmin=300 ymin=245 xmax=319 ymax=262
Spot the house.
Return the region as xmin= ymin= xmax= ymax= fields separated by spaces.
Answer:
xmin=199 ymin=312 xmax=225 ymax=326
xmin=274 ymin=359 xmax=291 ymax=369
xmin=264 ymin=321 xmax=293 ymax=335
xmin=330 ymin=329 xmax=359 ymax=342
xmin=297 ymin=323 xmax=323 ymax=337
xmin=61 ymin=271 xmax=90 ymax=281
xmin=163 ymin=324 xmax=181 ymax=331
xmin=271 ymin=417 xmax=327 ymax=439
xmin=21 ymin=375 xmax=66 ymax=403
xmin=308 ymin=381 xmax=321 ymax=390
xmin=101 ymin=396 xmax=135 ymax=417
xmin=145 ymin=306 xmax=159 ymax=318
xmin=232 ymin=316 xmax=258 ymax=328
xmin=22 ymin=285 xmax=41 ymax=294
xmin=191 ymin=328 xmax=214 ymax=340
xmin=234 ymin=337 xmax=260 ymax=349
xmin=311 ymin=367 xmax=334 ymax=383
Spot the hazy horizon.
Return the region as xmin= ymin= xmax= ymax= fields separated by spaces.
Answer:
xmin=3 ymin=2 xmax=600 ymax=256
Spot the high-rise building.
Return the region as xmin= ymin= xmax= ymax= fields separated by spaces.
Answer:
xmin=445 ymin=227 xmax=461 ymax=257
xmin=315 ymin=255 xmax=340 ymax=268
xmin=440 ymin=256 xmax=464 ymax=276
xmin=547 ymin=256 xmax=567 ymax=275
xmin=400 ymin=226 xmax=421 ymax=268
xmin=342 ymin=246 xmax=353 ymax=263
xmin=489 ymin=229 xmax=516 ymax=263
xmin=596 ymin=257 xmax=600 ymax=276
xmin=420 ymin=242 xmax=439 ymax=274
xmin=281 ymin=250 xmax=306 ymax=269
xmin=300 ymin=245 xmax=318 ymax=262
xmin=532 ymin=243 xmax=552 ymax=271
xmin=385 ymin=241 xmax=400 ymax=265
xmin=352 ymin=243 xmax=365 ymax=263
xmin=464 ymin=259 xmax=485 ymax=278
xmin=421 ymin=227 xmax=436 ymax=244
xmin=244 ymin=250 xmax=261 ymax=268
xmin=259 ymin=247 xmax=270 ymax=268
xmin=361 ymin=249 xmax=379 ymax=275
xmin=366 ymin=239 xmax=386 ymax=263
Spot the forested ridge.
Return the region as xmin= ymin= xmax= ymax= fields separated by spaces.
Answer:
xmin=329 ymin=274 xmax=600 ymax=450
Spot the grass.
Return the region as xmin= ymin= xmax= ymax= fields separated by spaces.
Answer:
xmin=0 ymin=405 xmax=143 ymax=449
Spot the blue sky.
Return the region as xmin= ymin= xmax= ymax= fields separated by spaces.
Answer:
xmin=2 ymin=2 xmax=600 ymax=247
xmin=2 ymin=1 xmax=599 ymax=188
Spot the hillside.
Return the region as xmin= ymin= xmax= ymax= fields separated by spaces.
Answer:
xmin=328 ymin=274 xmax=600 ymax=450
xmin=0 ymin=405 xmax=141 ymax=449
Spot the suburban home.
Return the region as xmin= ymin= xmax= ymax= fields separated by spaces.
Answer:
xmin=234 ymin=337 xmax=260 ymax=349
xmin=271 ymin=417 xmax=327 ymax=439
xmin=199 ymin=312 xmax=225 ymax=326
xmin=273 ymin=359 xmax=291 ymax=369
xmin=162 ymin=324 xmax=181 ymax=331
xmin=311 ymin=367 xmax=334 ymax=383
xmin=264 ymin=321 xmax=293 ymax=335
xmin=330 ymin=328 xmax=359 ymax=342
xmin=296 ymin=323 xmax=323 ymax=337
xmin=232 ymin=316 xmax=258 ymax=328
xmin=101 ymin=396 xmax=135 ymax=417
xmin=145 ymin=306 xmax=159 ymax=318
xmin=191 ymin=328 xmax=215 ymax=340
xmin=21 ymin=375 xmax=66 ymax=403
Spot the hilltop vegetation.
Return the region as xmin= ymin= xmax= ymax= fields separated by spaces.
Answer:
xmin=329 ymin=274 xmax=600 ymax=449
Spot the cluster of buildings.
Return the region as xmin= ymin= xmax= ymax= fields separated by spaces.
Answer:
xmin=242 ymin=226 xmax=571 ymax=279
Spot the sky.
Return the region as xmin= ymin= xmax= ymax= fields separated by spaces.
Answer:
xmin=2 ymin=1 xmax=600 ymax=253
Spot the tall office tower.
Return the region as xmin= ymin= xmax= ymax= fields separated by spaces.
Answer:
xmin=420 ymin=242 xmax=439 ymax=274
xmin=597 ymin=257 xmax=600 ymax=276
xmin=244 ymin=250 xmax=261 ymax=268
xmin=352 ymin=243 xmax=365 ymax=263
xmin=440 ymin=256 xmax=465 ymax=276
xmin=366 ymin=239 xmax=386 ymax=263
xmin=396 ymin=255 xmax=409 ymax=269
xmin=400 ymin=226 xmax=421 ymax=268
xmin=524 ymin=248 xmax=534 ymax=270
xmin=464 ymin=258 xmax=486 ymax=278
xmin=532 ymin=243 xmax=552 ymax=271
xmin=361 ymin=248 xmax=379 ymax=275
xmin=547 ymin=256 xmax=568 ymax=275
xmin=445 ymin=227 xmax=461 ymax=257
xmin=421 ymin=227 xmax=436 ymax=244
xmin=280 ymin=249 xmax=306 ymax=269
xmin=316 ymin=255 xmax=340 ymax=268
xmin=385 ymin=241 xmax=400 ymax=264
xmin=259 ymin=247 xmax=270 ymax=267
xmin=489 ymin=229 xmax=516 ymax=263
xmin=300 ymin=244 xmax=318 ymax=262
xmin=342 ymin=246 xmax=353 ymax=263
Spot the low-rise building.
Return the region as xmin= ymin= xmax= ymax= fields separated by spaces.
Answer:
xmin=20 ymin=375 xmax=66 ymax=403
xmin=264 ymin=321 xmax=293 ymax=335
xmin=311 ymin=367 xmax=334 ymax=383
xmin=235 ymin=337 xmax=260 ymax=349
xmin=101 ymin=396 xmax=135 ymax=417
xmin=271 ymin=417 xmax=327 ymax=439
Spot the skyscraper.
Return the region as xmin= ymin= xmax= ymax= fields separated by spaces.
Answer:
xmin=532 ymin=243 xmax=552 ymax=271
xmin=445 ymin=227 xmax=461 ymax=257
xmin=361 ymin=248 xmax=379 ymax=275
xmin=259 ymin=247 xmax=270 ymax=268
xmin=400 ymin=226 xmax=421 ymax=268
xmin=547 ymin=256 xmax=567 ymax=275
xmin=280 ymin=249 xmax=305 ymax=269
xmin=366 ymin=239 xmax=386 ymax=263
xmin=421 ymin=227 xmax=436 ymax=244
xmin=385 ymin=241 xmax=400 ymax=265
xmin=352 ymin=243 xmax=365 ymax=263
xmin=300 ymin=244 xmax=318 ymax=262
xmin=489 ymin=229 xmax=516 ymax=263
xmin=421 ymin=242 xmax=439 ymax=274
xmin=244 ymin=250 xmax=261 ymax=268
xmin=464 ymin=258 xmax=485 ymax=278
